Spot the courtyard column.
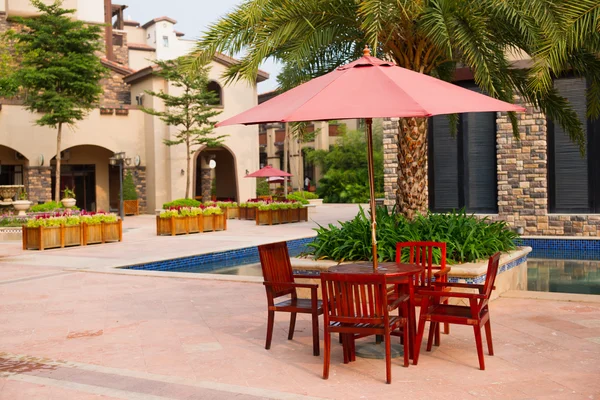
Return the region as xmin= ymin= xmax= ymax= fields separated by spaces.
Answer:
xmin=25 ymin=166 xmax=52 ymax=204
xmin=266 ymin=124 xmax=281 ymax=169
xmin=199 ymin=157 xmax=212 ymax=201
xmin=313 ymin=121 xmax=329 ymax=183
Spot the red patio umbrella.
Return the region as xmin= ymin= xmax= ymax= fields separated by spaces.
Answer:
xmin=219 ymin=47 xmax=525 ymax=270
xmin=245 ymin=165 xmax=292 ymax=178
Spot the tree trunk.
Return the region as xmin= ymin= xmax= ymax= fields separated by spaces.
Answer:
xmin=185 ymin=135 xmax=191 ymax=199
xmin=54 ymin=123 xmax=62 ymax=203
xmin=396 ymin=117 xmax=428 ymax=219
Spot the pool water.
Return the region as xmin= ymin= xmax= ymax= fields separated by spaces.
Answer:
xmin=528 ymin=259 xmax=600 ymax=295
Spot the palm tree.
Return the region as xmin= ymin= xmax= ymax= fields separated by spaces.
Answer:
xmin=190 ymin=0 xmax=599 ymax=218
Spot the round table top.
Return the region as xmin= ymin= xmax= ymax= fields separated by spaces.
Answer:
xmin=329 ymin=261 xmax=422 ymax=277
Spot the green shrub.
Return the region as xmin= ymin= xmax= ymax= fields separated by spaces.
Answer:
xmin=30 ymin=201 xmax=78 ymax=212
xmin=286 ymin=193 xmax=308 ymax=204
xmin=162 ymin=198 xmax=201 ymax=209
xmin=256 ymin=178 xmax=270 ymax=196
xmin=287 ymin=191 xmax=318 ymax=204
xmin=308 ymin=207 xmax=518 ymax=264
xmin=123 ymin=171 xmax=138 ymax=201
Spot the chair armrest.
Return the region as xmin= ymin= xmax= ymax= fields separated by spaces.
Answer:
xmin=263 ymin=281 xmax=318 ymax=289
xmin=293 ymin=274 xmax=318 ymax=280
xmin=419 ymin=289 xmax=486 ymax=299
xmin=388 ymin=294 xmax=409 ymax=311
xmin=433 ymin=267 xmax=451 ymax=278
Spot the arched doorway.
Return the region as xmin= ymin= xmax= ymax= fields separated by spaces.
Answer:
xmin=50 ymin=145 xmax=114 ymax=211
xmin=0 ymin=145 xmax=28 ymax=187
xmin=195 ymin=147 xmax=238 ymax=202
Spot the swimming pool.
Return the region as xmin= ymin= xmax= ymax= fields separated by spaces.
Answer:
xmin=528 ymin=258 xmax=600 ymax=295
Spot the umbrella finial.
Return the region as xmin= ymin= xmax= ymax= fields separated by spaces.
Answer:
xmin=363 ymin=45 xmax=371 ymax=57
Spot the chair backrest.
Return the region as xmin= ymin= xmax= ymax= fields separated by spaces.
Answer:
xmin=483 ymin=252 xmax=502 ymax=300
xmin=258 ymin=241 xmax=295 ymax=299
xmin=320 ymin=272 xmax=389 ymax=325
xmin=396 ymin=241 xmax=447 ymax=288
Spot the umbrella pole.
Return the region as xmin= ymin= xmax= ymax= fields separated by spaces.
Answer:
xmin=365 ymin=118 xmax=378 ymax=271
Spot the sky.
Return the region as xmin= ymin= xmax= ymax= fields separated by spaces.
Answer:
xmin=117 ymin=0 xmax=282 ymax=93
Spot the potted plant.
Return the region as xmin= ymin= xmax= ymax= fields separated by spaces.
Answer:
xmin=61 ymin=187 xmax=76 ymax=209
xmin=12 ymin=190 xmax=32 ymax=216
xmin=99 ymin=107 xmax=113 ymax=115
xmin=123 ymin=171 xmax=139 ymax=215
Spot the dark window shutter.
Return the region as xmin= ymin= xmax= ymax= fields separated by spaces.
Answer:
xmin=550 ymin=78 xmax=589 ymax=212
xmin=464 ymin=111 xmax=498 ymax=212
xmin=430 ymin=115 xmax=460 ymax=211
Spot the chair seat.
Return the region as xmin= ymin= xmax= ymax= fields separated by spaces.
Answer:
xmin=425 ymin=303 xmax=487 ymax=326
xmin=273 ymin=298 xmax=323 ymax=313
xmin=328 ymin=316 xmax=404 ymax=332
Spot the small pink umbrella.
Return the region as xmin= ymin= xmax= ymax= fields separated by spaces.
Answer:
xmin=221 ymin=47 xmax=525 ymax=270
xmin=245 ymin=165 xmax=292 ymax=178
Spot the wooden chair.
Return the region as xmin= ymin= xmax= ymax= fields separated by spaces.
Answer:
xmin=414 ymin=252 xmax=501 ymax=370
xmin=258 ymin=241 xmax=323 ymax=356
xmin=396 ymin=241 xmax=451 ymax=344
xmin=320 ymin=272 xmax=409 ymax=384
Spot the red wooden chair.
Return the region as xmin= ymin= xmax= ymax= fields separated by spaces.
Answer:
xmin=414 ymin=252 xmax=501 ymax=370
xmin=258 ymin=241 xmax=323 ymax=356
xmin=320 ymin=272 xmax=409 ymax=384
xmin=396 ymin=241 xmax=451 ymax=343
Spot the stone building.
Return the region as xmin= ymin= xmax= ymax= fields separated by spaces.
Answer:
xmin=383 ymin=73 xmax=600 ymax=236
xmin=0 ymin=0 xmax=267 ymax=212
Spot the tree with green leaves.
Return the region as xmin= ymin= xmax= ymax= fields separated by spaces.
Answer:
xmin=141 ymin=58 xmax=225 ymax=199
xmin=1 ymin=0 xmax=106 ymax=203
xmin=191 ymin=0 xmax=600 ymax=218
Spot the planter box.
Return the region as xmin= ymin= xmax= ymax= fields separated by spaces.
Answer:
xmin=22 ymin=221 xmax=122 ymax=250
xmin=256 ymin=208 xmax=308 ymax=225
xmin=223 ymin=207 xmax=239 ymax=219
xmin=124 ymin=199 xmax=139 ymax=216
xmin=64 ymin=225 xmax=82 ymax=247
xmin=115 ymin=108 xmax=129 ymax=116
xmin=239 ymin=207 xmax=257 ymax=221
xmin=156 ymin=214 xmax=227 ymax=236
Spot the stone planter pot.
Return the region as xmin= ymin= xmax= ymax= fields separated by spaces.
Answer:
xmin=308 ymin=199 xmax=323 ymax=206
xmin=12 ymin=200 xmax=31 ymax=216
xmin=61 ymin=198 xmax=76 ymax=208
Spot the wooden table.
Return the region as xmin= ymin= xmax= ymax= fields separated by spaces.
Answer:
xmin=329 ymin=261 xmax=423 ymax=361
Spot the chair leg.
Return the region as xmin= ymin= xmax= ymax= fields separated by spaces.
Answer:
xmin=265 ymin=310 xmax=275 ymax=350
xmin=288 ymin=312 xmax=297 ymax=340
xmin=443 ymin=298 xmax=450 ymax=334
xmin=312 ymin=311 xmax=320 ymax=356
xmin=426 ymin=322 xmax=436 ymax=352
xmin=484 ymin=319 xmax=494 ymax=356
xmin=385 ymin=330 xmax=392 ymax=384
xmin=473 ymin=325 xmax=485 ymax=370
xmin=342 ymin=334 xmax=350 ymax=364
xmin=323 ymin=331 xmax=331 ymax=380
xmin=413 ymin=315 xmax=427 ymax=366
xmin=403 ymin=321 xmax=409 ymax=367
xmin=434 ymin=321 xmax=441 ymax=347
xmin=350 ymin=335 xmax=356 ymax=362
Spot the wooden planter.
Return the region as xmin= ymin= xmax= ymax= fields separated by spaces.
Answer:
xmin=256 ymin=208 xmax=308 ymax=225
xmin=124 ymin=199 xmax=139 ymax=216
xmin=64 ymin=225 xmax=83 ymax=247
xmin=223 ymin=207 xmax=239 ymax=219
xmin=156 ymin=214 xmax=227 ymax=236
xmin=115 ymin=108 xmax=129 ymax=116
xmin=22 ymin=220 xmax=122 ymax=250
xmin=239 ymin=207 xmax=257 ymax=220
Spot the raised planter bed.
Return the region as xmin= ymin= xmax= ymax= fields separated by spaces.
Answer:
xmin=124 ymin=199 xmax=139 ymax=216
xmin=156 ymin=214 xmax=227 ymax=236
xmin=239 ymin=207 xmax=257 ymax=221
xmin=256 ymin=208 xmax=308 ymax=225
xmin=224 ymin=207 xmax=238 ymax=219
xmin=22 ymin=220 xmax=122 ymax=250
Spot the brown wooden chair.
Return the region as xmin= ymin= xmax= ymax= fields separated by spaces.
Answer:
xmin=320 ymin=272 xmax=409 ymax=384
xmin=258 ymin=241 xmax=323 ymax=356
xmin=396 ymin=241 xmax=451 ymax=344
xmin=414 ymin=252 xmax=501 ymax=370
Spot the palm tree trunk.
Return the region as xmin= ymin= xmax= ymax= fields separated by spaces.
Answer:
xmin=185 ymin=135 xmax=191 ymax=199
xmin=397 ymin=117 xmax=428 ymax=219
xmin=54 ymin=123 xmax=62 ymax=203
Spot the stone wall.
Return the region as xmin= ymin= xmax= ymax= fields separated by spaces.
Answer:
xmin=382 ymin=97 xmax=600 ymax=237
xmin=100 ymin=69 xmax=131 ymax=108
xmin=112 ymin=31 xmax=128 ymax=66
xmin=25 ymin=166 xmax=52 ymax=204
xmin=124 ymin=166 xmax=147 ymax=213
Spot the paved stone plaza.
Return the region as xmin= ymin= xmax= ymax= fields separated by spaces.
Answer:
xmin=1 ymin=205 xmax=599 ymax=399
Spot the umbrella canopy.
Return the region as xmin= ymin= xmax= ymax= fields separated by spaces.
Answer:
xmin=245 ymin=165 xmax=292 ymax=178
xmin=217 ymin=51 xmax=524 ymax=127
xmin=220 ymin=47 xmax=525 ymax=270
xmin=267 ymin=176 xmax=286 ymax=183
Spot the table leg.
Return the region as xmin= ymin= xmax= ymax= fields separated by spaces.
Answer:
xmin=408 ymin=281 xmax=417 ymax=361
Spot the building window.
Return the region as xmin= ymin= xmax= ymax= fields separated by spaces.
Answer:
xmin=162 ymin=36 xmax=169 ymax=47
xmin=548 ymin=77 xmax=600 ymax=213
xmin=207 ymin=81 xmax=223 ymax=106
xmin=428 ymin=83 xmax=498 ymax=213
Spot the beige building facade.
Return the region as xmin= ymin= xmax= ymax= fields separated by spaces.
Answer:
xmin=0 ymin=0 xmax=267 ymax=212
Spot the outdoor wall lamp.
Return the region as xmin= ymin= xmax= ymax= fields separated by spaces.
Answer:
xmin=180 ymin=169 xmax=185 ymax=175
xmin=204 ymin=154 xmax=217 ymax=169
